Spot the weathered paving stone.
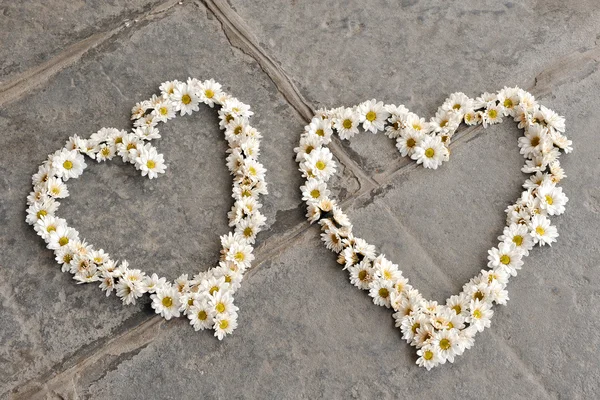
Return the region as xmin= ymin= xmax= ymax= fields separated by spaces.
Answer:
xmin=0 ymin=0 xmax=165 ymax=83
xmin=0 ymin=2 xmax=360 ymax=396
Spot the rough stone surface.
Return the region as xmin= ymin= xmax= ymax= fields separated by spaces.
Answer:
xmin=1 ymin=0 xmax=599 ymax=398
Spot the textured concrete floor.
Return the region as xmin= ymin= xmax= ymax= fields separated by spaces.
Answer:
xmin=1 ymin=0 xmax=600 ymax=399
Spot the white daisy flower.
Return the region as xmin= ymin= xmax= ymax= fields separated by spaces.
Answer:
xmin=467 ymin=299 xmax=493 ymax=332
xmin=213 ymin=312 xmax=238 ymax=340
xmin=172 ymin=82 xmax=199 ymax=116
xmin=188 ymin=299 xmax=215 ymax=331
xmin=306 ymin=117 xmax=333 ymax=145
xmin=152 ymin=286 xmax=181 ymax=320
xmin=396 ymin=129 xmax=424 ymax=157
xmin=26 ymin=197 xmax=59 ymax=225
xmin=536 ymin=182 xmax=568 ymax=216
xmin=117 ymin=133 xmax=143 ymax=163
xmin=51 ymin=149 xmax=86 ymax=181
xmin=226 ymin=241 xmax=254 ymax=270
xmin=442 ymin=92 xmax=473 ymax=114
xmin=209 ymin=290 xmax=238 ymax=316
xmin=116 ymin=279 xmax=144 ymax=305
xmin=462 ymin=108 xmax=481 ymax=126
xmin=301 ymin=178 xmax=330 ymax=204
xmin=143 ymin=272 xmax=168 ymax=293
xmin=369 ymin=278 xmax=394 ymax=308
xmin=334 ymin=108 xmax=360 ymax=139
xmin=135 ymin=143 xmax=167 ymax=179
xmin=404 ymin=113 xmax=431 ymax=134
xmin=303 ymin=147 xmax=336 ymax=181
xmin=487 ymin=242 xmax=524 ymax=277
xmin=482 ymin=103 xmax=503 ymax=127
xmin=358 ymin=99 xmax=389 ymax=133
xmin=151 ymin=98 xmax=176 ymax=122
xmin=446 ymin=293 xmax=470 ymax=317
xmin=411 ymin=135 xmax=448 ymax=169
xmin=198 ymin=79 xmax=223 ymax=107
xmin=96 ymin=143 xmax=117 ymax=162
xmin=530 ymin=214 xmax=558 ymax=246
xmin=44 ymin=177 xmax=69 ymax=199
xmin=34 ymin=215 xmax=67 ymax=240
xmin=348 ymin=260 xmax=373 ymax=290
xmin=498 ymin=223 xmax=534 ymax=256
xmin=518 ymin=124 xmax=549 ymax=157
xmin=47 ymin=225 xmax=79 ymax=250
xmin=416 ymin=344 xmax=442 ymax=370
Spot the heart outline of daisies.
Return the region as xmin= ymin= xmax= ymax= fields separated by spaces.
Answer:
xmin=295 ymin=86 xmax=571 ymax=369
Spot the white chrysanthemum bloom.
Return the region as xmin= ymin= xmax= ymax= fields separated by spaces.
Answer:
xmin=236 ymin=213 xmax=266 ymax=244
xmin=151 ymin=286 xmax=181 ymax=320
xmin=64 ymin=134 xmax=88 ymax=153
xmin=239 ymin=137 xmax=261 ymax=159
xmin=462 ymin=108 xmax=481 ymax=126
xmin=115 ymin=279 xmax=144 ymax=305
xmin=158 ymin=80 xmax=179 ymax=99
xmin=369 ymin=278 xmax=394 ymax=307
xmin=301 ymin=178 xmax=330 ymax=204
xmin=358 ymin=99 xmax=389 ymax=133
xmin=51 ymin=149 xmax=86 ymax=181
xmin=294 ymin=134 xmax=322 ymax=163
xmin=487 ymin=242 xmax=524 ymax=277
xmin=220 ymin=98 xmax=253 ymax=121
xmin=348 ymin=260 xmax=373 ymax=290
xmin=188 ymin=299 xmax=214 ymax=331
xmin=446 ymin=293 xmax=470 ymax=317
xmin=47 ymin=225 xmax=79 ymax=250
xmin=488 ymin=280 xmax=509 ymax=305
xmin=372 ymin=256 xmax=402 ymax=282
xmin=392 ymin=289 xmax=424 ymax=317
xmin=497 ymin=86 xmax=521 ymax=116
xmin=143 ymin=272 xmax=167 ymax=293
xmin=411 ymin=135 xmax=448 ymax=169
xmin=537 ymin=105 xmax=566 ymax=133
xmin=482 ymin=103 xmax=503 ymax=127
xmin=135 ymin=143 xmax=167 ymax=179
xmin=306 ymin=117 xmax=334 ymax=145
xmin=536 ymin=182 xmax=568 ymax=216
xmin=117 ymin=133 xmax=143 ymax=163
xmin=172 ymin=82 xmax=199 ymax=115
xmin=55 ymin=245 xmax=76 ymax=272
xmin=99 ymin=273 xmax=116 ymax=296
xmin=303 ymin=147 xmax=336 ymax=181
xmin=396 ymin=129 xmax=424 ymax=157
xmin=467 ymin=299 xmax=493 ymax=332
xmin=431 ymin=109 xmax=461 ymax=135
xmin=549 ymin=131 xmax=573 ymax=154
xmin=473 ymin=92 xmax=497 ymax=109
xmin=549 ymin=160 xmax=566 ymax=183
xmin=226 ymin=241 xmax=254 ymax=270
xmin=96 ymin=143 xmax=117 ymax=162
xmin=412 ymin=323 xmax=435 ymax=348
xmin=523 ymin=171 xmax=552 ymax=190
xmin=404 ymin=113 xmax=430 ymax=134
xmin=399 ymin=314 xmax=427 ymax=342
xmin=44 ymin=176 xmax=68 ymax=199
xmin=241 ymin=158 xmax=266 ymax=183
xmin=213 ymin=312 xmax=238 ymax=340
xmin=320 ymin=229 xmax=344 ymax=253
xmin=34 ymin=215 xmax=67 ymax=240
xmin=530 ymin=214 xmax=558 ymax=246
xmin=416 ymin=344 xmax=442 ymax=370
xmin=334 ymin=108 xmax=360 ymax=139
xmin=518 ymin=124 xmax=549 ymax=157
xmin=209 ymin=290 xmax=238 ymax=316
xmin=198 ymin=79 xmax=223 ymax=108
xmin=498 ymin=223 xmax=535 ymax=256
xmin=517 ymin=90 xmax=536 ymax=111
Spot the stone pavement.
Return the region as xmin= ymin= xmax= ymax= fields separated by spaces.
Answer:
xmin=1 ymin=0 xmax=599 ymax=398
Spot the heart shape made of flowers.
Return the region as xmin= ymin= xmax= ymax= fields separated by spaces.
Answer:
xmin=27 ymin=78 xmax=267 ymax=339
xmin=295 ymin=87 xmax=571 ymax=369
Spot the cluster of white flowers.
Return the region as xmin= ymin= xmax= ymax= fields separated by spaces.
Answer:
xmin=27 ymin=79 xmax=267 ymax=339
xmin=295 ymin=87 xmax=571 ymax=369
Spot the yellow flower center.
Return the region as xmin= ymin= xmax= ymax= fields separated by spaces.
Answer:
xmin=216 ymin=302 xmax=226 ymax=313
xmin=378 ymin=288 xmax=389 ymax=298
xmin=234 ymin=126 xmax=243 ymax=135
xmin=423 ymin=350 xmax=434 ymax=360
xmin=63 ymin=254 xmax=73 ymax=264
xmin=146 ymin=160 xmax=156 ymax=169
xmin=315 ymin=160 xmax=326 ymax=170
xmin=407 ymin=138 xmax=416 ymax=148
xmin=413 ymin=123 xmax=421 ymax=131
xmin=47 ymin=225 xmax=56 ymax=232
xmin=115 ymin=137 xmax=123 ymax=144
xmin=234 ymin=252 xmax=245 ymax=262
xmin=127 ymin=143 xmax=136 ymax=151
xmin=37 ymin=210 xmax=48 ymax=219
xmin=412 ymin=322 xmax=421 ymax=334
xmin=513 ymin=235 xmax=523 ymax=246
xmin=500 ymin=255 xmax=511 ymax=265
xmin=439 ymin=338 xmax=451 ymax=351
xmin=504 ymin=98 xmax=513 ymax=108
xmin=452 ymin=305 xmax=461 ymax=314
xmin=160 ymin=106 xmax=169 ymax=115
xmin=439 ymin=119 xmax=448 ymax=128
xmin=452 ymin=103 xmax=461 ymax=110
xmin=531 ymin=136 xmax=540 ymax=147
xmin=305 ymin=145 xmax=314 ymax=154
xmin=545 ymin=195 xmax=554 ymax=205
xmin=63 ymin=160 xmax=73 ymax=170
xmin=343 ymin=119 xmax=353 ymax=129
xmin=447 ymin=322 xmax=454 ymax=329
xmin=58 ymin=236 xmax=69 ymax=246
xmin=310 ymin=189 xmax=320 ymax=198
xmin=219 ymin=319 xmax=229 ymax=330
xmin=365 ymin=111 xmax=377 ymax=122
xmin=488 ymin=109 xmax=498 ymax=119
xmin=162 ymin=296 xmax=173 ymax=308
xmin=473 ymin=309 xmax=482 ymax=319
xmin=425 ymin=148 xmax=435 ymax=158
xmin=316 ymin=129 xmax=325 ymax=137
xmin=209 ymin=286 xmax=219 ymax=295
xmin=205 ymin=89 xmax=214 ymax=99
xmin=536 ymin=226 xmax=545 ymax=236
xmin=243 ymin=227 xmax=253 ymax=237
xmin=181 ymin=94 xmax=192 ymax=104
xmin=358 ymin=270 xmax=368 ymax=281
xmin=473 ymin=291 xmax=484 ymax=301
xmin=197 ymin=310 xmax=207 ymax=320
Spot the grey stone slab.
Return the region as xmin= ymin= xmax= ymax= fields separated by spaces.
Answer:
xmin=0 ymin=2 xmax=360 ymax=396
xmin=0 ymin=0 xmax=164 ymax=83
xmin=227 ymin=0 xmax=600 ymax=176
